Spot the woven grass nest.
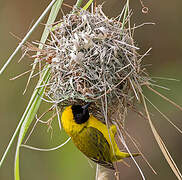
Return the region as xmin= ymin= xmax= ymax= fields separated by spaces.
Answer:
xmin=26 ymin=5 xmax=150 ymax=124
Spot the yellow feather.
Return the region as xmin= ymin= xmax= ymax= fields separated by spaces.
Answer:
xmin=61 ymin=105 xmax=139 ymax=169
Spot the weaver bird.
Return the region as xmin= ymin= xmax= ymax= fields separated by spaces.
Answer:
xmin=61 ymin=103 xmax=139 ymax=170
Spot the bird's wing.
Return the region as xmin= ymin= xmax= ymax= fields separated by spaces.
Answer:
xmin=85 ymin=126 xmax=115 ymax=170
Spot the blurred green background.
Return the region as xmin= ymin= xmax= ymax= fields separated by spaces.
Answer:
xmin=0 ymin=0 xmax=182 ymax=179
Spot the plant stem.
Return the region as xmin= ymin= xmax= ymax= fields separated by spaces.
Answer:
xmin=75 ymin=0 xmax=83 ymax=8
xmin=0 ymin=0 xmax=58 ymax=75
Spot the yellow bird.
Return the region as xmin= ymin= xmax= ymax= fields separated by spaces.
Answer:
xmin=61 ymin=103 xmax=139 ymax=170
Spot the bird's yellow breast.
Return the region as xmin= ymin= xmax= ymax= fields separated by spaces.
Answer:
xmin=61 ymin=106 xmax=88 ymax=136
xmin=61 ymin=105 xmax=139 ymax=167
xmin=61 ymin=106 xmax=119 ymax=159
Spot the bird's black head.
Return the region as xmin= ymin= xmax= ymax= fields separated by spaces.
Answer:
xmin=71 ymin=103 xmax=91 ymax=124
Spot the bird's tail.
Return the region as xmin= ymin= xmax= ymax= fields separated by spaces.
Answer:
xmin=114 ymin=151 xmax=140 ymax=162
xmin=109 ymin=124 xmax=140 ymax=161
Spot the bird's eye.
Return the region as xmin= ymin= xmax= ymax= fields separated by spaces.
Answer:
xmin=76 ymin=113 xmax=83 ymax=119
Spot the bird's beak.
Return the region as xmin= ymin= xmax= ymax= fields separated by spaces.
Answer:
xmin=82 ymin=103 xmax=91 ymax=110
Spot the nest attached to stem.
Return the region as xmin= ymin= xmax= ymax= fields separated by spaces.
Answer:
xmin=25 ymin=5 xmax=150 ymax=124
xmin=20 ymin=4 xmax=182 ymax=179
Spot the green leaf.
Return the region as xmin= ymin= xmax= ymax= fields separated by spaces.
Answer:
xmin=0 ymin=0 xmax=62 ymax=169
xmin=14 ymin=70 xmax=50 ymax=180
xmin=14 ymin=0 xmax=64 ymax=179
xmin=83 ymin=0 xmax=94 ymax=10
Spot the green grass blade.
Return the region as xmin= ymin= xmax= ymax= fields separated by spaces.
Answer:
xmin=14 ymin=69 xmax=50 ymax=180
xmin=12 ymin=1 xmax=64 ymax=180
xmin=40 ymin=0 xmax=64 ymax=46
xmin=0 ymin=0 xmax=62 ymax=169
xmin=24 ymin=0 xmax=64 ymax=94
xmin=83 ymin=0 xmax=93 ymax=10
xmin=121 ymin=0 xmax=129 ymax=30
xmin=0 ymin=0 xmax=58 ymax=75
xmin=75 ymin=0 xmax=84 ymax=8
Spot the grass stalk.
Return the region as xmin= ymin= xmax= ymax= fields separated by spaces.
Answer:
xmin=0 ymin=0 xmax=58 ymax=75
xmin=14 ymin=1 xmax=65 ymax=179
xmin=0 ymin=0 xmax=63 ymax=168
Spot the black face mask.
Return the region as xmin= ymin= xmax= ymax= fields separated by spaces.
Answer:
xmin=71 ymin=104 xmax=90 ymax=124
